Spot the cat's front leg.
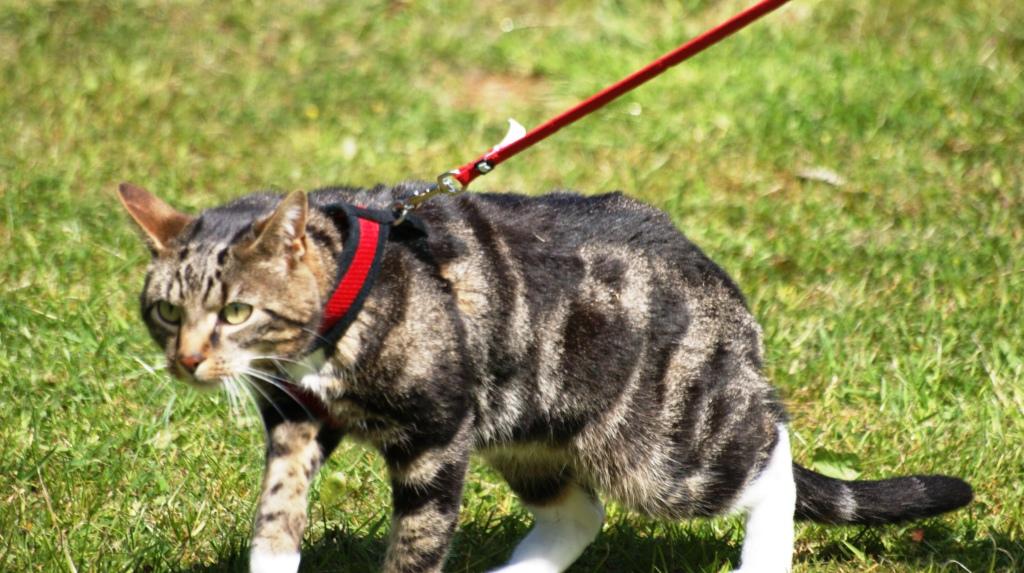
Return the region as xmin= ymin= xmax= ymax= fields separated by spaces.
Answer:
xmin=381 ymin=426 xmax=472 ymax=573
xmin=249 ymin=419 xmax=331 ymax=573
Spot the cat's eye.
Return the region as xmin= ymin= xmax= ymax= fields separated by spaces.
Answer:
xmin=155 ymin=301 xmax=182 ymax=324
xmin=220 ymin=302 xmax=253 ymax=325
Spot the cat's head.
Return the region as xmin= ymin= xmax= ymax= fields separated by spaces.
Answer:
xmin=118 ymin=183 xmax=326 ymax=387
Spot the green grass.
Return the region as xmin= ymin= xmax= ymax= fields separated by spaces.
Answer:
xmin=1 ymin=0 xmax=1022 ymax=571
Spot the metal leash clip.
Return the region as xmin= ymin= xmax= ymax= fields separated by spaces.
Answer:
xmin=392 ymin=170 xmax=464 ymax=225
xmin=391 ymin=119 xmax=525 ymax=225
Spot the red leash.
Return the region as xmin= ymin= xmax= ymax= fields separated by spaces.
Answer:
xmin=305 ymin=0 xmax=791 ymax=423
xmin=394 ymin=0 xmax=791 ymax=219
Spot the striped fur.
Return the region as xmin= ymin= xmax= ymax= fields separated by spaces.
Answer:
xmin=121 ymin=181 xmax=971 ymax=572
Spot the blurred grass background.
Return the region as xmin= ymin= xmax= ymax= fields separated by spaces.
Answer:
xmin=1 ymin=0 xmax=1021 ymax=571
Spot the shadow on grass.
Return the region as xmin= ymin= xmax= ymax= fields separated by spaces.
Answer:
xmin=178 ymin=518 xmax=1019 ymax=572
xmin=176 ymin=516 xmax=739 ymax=573
xmin=795 ymin=522 xmax=1021 ymax=572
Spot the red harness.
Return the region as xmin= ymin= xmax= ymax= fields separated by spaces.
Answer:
xmin=317 ymin=206 xmax=390 ymax=343
xmin=319 ymin=216 xmax=381 ymax=335
xmin=282 ymin=204 xmax=424 ymax=426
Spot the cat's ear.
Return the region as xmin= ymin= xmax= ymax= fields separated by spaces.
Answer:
xmin=117 ymin=182 xmax=194 ymax=254
xmin=241 ymin=190 xmax=307 ymax=262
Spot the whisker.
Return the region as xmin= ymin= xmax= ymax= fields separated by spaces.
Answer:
xmin=246 ymin=354 xmax=318 ymax=382
xmin=249 ymin=354 xmax=308 ymax=367
xmin=224 ymin=377 xmax=243 ymax=418
xmin=243 ymin=368 xmax=307 ymax=399
xmin=268 ymin=358 xmax=299 ymax=382
xmin=240 ymin=374 xmax=288 ymax=423
xmin=231 ymin=378 xmax=251 ymax=420
xmin=244 ymin=365 xmax=294 ymax=384
xmin=247 ymin=363 xmax=315 ymax=387
xmin=300 ymin=327 xmax=334 ymax=347
xmin=242 ymin=368 xmax=316 ymax=421
xmin=221 ymin=378 xmax=234 ymax=417
xmin=236 ymin=377 xmax=267 ymax=423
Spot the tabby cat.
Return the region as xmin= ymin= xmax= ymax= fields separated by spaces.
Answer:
xmin=118 ymin=181 xmax=972 ymax=573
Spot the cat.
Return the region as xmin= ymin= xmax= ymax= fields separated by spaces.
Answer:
xmin=117 ymin=180 xmax=972 ymax=573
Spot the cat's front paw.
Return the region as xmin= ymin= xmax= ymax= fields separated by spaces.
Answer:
xmin=249 ymin=550 xmax=300 ymax=573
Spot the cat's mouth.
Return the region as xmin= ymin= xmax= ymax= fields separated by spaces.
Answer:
xmin=170 ymin=362 xmax=227 ymax=389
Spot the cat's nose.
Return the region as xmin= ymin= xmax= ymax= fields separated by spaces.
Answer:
xmin=178 ymin=353 xmax=205 ymax=374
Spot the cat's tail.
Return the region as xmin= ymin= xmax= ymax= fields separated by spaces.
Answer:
xmin=792 ymin=463 xmax=972 ymax=525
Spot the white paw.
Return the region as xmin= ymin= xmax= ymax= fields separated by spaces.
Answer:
xmin=249 ymin=550 xmax=300 ymax=573
xmin=488 ymin=560 xmax=560 ymax=573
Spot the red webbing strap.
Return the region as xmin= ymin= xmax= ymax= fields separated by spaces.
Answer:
xmin=287 ymin=210 xmax=387 ymax=429
xmin=450 ymin=0 xmax=791 ymax=187
xmin=318 ymin=217 xmax=381 ymax=335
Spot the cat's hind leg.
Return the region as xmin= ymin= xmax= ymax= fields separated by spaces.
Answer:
xmin=490 ymin=481 xmax=605 ymax=573
xmin=731 ymin=423 xmax=796 ymax=573
xmin=382 ymin=432 xmax=472 ymax=573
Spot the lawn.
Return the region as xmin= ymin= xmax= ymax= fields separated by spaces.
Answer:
xmin=1 ymin=1 xmax=1021 ymax=571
